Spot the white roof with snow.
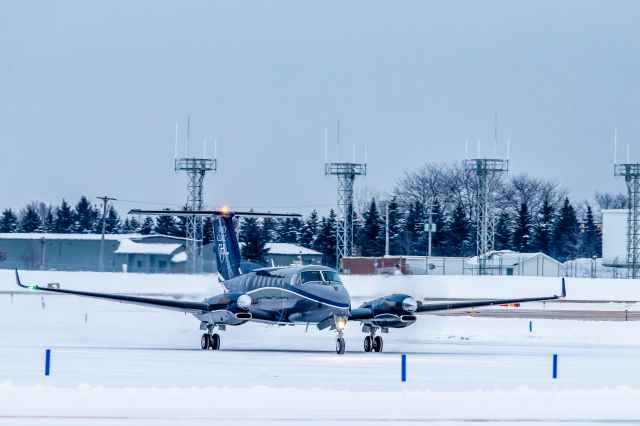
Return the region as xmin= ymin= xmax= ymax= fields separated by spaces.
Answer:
xmin=237 ymin=242 xmax=320 ymax=255
xmin=0 ymin=233 xmax=143 ymax=241
xmin=265 ymin=243 xmax=321 ymax=255
xmin=467 ymin=250 xmax=557 ymax=267
xmin=171 ymin=251 xmax=187 ymax=263
xmin=115 ymin=239 xmax=183 ymax=256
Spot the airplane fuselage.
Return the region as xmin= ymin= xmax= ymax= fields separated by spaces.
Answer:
xmin=196 ymin=265 xmax=351 ymax=325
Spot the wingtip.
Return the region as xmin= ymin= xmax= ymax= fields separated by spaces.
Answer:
xmin=14 ymin=268 xmax=24 ymax=288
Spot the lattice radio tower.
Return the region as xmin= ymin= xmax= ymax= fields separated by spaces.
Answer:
xmin=614 ymin=130 xmax=640 ymax=278
xmin=324 ymin=123 xmax=366 ymax=270
xmin=465 ymin=126 xmax=508 ymax=275
xmin=174 ymin=116 xmax=217 ymax=273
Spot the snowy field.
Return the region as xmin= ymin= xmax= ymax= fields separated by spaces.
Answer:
xmin=1 ymin=270 xmax=640 ymax=424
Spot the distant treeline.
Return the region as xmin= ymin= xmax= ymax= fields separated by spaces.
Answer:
xmin=1 ymin=161 xmax=621 ymax=265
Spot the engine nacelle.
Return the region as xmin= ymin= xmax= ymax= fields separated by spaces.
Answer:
xmin=358 ymin=293 xmax=418 ymax=329
xmin=197 ymin=292 xmax=254 ymax=326
xmin=207 ymin=292 xmax=254 ymax=312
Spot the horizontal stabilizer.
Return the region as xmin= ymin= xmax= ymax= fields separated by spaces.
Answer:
xmin=128 ymin=209 xmax=301 ymax=218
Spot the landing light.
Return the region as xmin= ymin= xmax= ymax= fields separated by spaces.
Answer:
xmin=221 ymin=205 xmax=229 ymax=215
xmin=335 ymin=317 xmax=347 ymax=331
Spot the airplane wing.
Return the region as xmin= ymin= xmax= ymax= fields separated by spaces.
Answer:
xmin=14 ymin=269 xmax=210 ymax=314
xmin=349 ymin=278 xmax=566 ymax=320
xmin=415 ymin=278 xmax=566 ymax=314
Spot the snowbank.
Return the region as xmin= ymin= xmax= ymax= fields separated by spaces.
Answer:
xmin=0 ymin=382 xmax=638 ymax=422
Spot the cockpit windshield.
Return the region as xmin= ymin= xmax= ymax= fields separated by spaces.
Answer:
xmin=299 ymin=270 xmax=323 ymax=284
xmin=322 ymin=271 xmax=342 ymax=284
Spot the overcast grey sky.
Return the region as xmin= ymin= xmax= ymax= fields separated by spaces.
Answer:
xmin=1 ymin=1 xmax=639 ymax=215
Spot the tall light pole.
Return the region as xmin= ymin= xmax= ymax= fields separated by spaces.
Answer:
xmin=425 ymin=204 xmax=435 ymax=275
xmin=97 ymin=196 xmax=116 ymax=272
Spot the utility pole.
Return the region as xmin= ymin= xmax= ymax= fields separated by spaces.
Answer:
xmin=97 ymin=196 xmax=117 ymax=272
xmin=385 ymin=202 xmax=390 ymax=256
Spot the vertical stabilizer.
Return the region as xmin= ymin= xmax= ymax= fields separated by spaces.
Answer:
xmin=212 ymin=214 xmax=242 ymax=280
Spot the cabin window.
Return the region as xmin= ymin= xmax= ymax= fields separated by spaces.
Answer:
xmin=300 ymin=270 xmax=323 ymax=284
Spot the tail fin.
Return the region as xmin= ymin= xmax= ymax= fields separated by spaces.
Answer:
xmin=212 ymin=215 xmax=242 ymax=281
xmin=127 ymin=209 xmax=301 ymax=281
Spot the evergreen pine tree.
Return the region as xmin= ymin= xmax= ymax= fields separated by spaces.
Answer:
xmin=202 ymin=217 xmax=214 ymax=246
xmin=314 ymin=209 xmax=337 ymax=266
xmin=261 ymin=217 xmax=278 ymax=242
xmin=276 ymin=218 xmax=300 ymax=244
xmin=357 ymin=199 xmax=384 ymax=257
xmin=53 ymin=199 xmax=74 ymax=233
xmin=494 ymin=211 xmax=512 ymax=251
xmin=239 ymin=216 xmax=269 ymax=264
xmin=104 ymin=205 xmax=121 ymax=234
xmin=173 ymin=204 xmax=189 ymax=238
xmin=154 ymin=212 xmax=178 ymax=236
xmin=73 ymin=196 xmax=97 ymax=233
xmin=444 ymin=203 xmax=470 ymax=256
xmin=511 ymin=202 xmax=532 ymax=252
xmin=299 ymin=210 xmax=319 ymax=248
xmin=140 ymin=216 xmax=154 ymax=235
xmin=0 ymin=209 xmax=19 ymax=233
xmin=580 ymin=205 xmax=601 ymax=258
xmin=20 ymin=204 xmax=43 ymax=232
xmin=551 ymin=198 xmax=580 ymax=261
xmin=43 ymin=207 xmax=54 ymax=232
xmin=400 ymin=201 xmax=425 ymax=255
xmin=129 ymin=217 xmax=141 ymax=233
xmin=121 ymin=218 xmax=133 ymax=233
xmin=531 ymin=199 xmax=554 ymax=254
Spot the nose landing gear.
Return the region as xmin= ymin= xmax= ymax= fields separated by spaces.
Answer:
xmin=336 ymin=336 xmax=345 ymax=354
xmin=334 ymin=315 xmax=348 ymax=354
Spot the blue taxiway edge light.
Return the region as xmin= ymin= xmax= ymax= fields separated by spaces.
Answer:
xmin=401 ymin=354 xmax=407 ymax=382
xmin=45 ymin=349 xmax=51 ymax=376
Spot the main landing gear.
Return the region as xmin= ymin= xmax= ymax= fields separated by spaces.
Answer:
xmin=364 ymin=328 xmax=383 ymax=353
xmin=201 ymin=324 xmax=221 ymax=350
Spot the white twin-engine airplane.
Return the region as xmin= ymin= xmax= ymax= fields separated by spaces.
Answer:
xmin=16 ymin=209 xmax=566 ymax=354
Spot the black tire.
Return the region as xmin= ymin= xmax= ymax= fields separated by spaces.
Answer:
xmin=364 ymin=336 xmax=373 ymax=352
xmin=211 ymin=333 xmax=221 ymax=350
xmin=373 ymin=336 xmax=383 ymax=352
xmin=201 ymin=333 xmax=210 ymax=350
xmin=336 ymin=337 xmax=345 ymax=355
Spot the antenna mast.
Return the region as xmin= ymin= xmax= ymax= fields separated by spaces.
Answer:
xmin=324 ymin=122 xmax=367 ymax=270
xmin=175 ymin=117 xmax=217 ymax=273
xmin=465 ymin=120 xmax=509 ymax=275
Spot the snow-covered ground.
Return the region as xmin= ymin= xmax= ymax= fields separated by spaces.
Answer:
xmin=1 ymin=270 xmax=640 ymax=424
